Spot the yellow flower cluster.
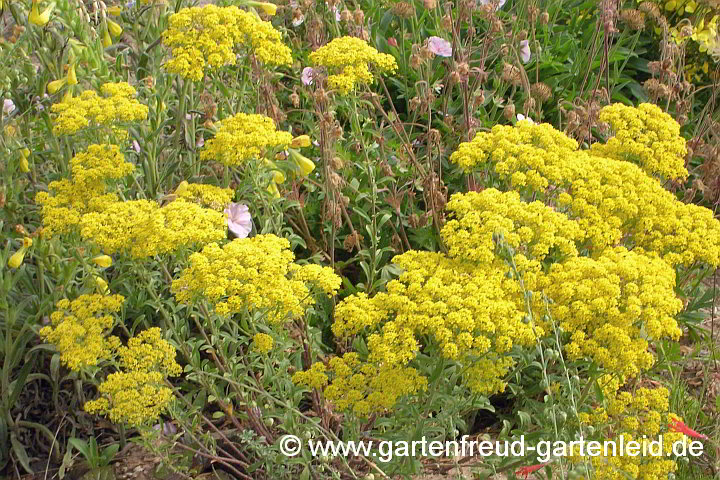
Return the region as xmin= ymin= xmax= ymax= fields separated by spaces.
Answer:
xmin=39 ymin=294 xmax=125 ymax=371
xmin=442 ymin=189 xmax=583 ymax=265
xmin=449 ymin=119 xmax=581 ymax=183
xmin=252 ymin=333 xmax=274 ymax=353
xmin=174 ymin=181 xmax=234 ymax=211
xmin=116 ymin=327 xmax=184 ymax=376
xmin=163 ymin=5 xmax=292 ymax=81
xmin=590 ymin=103 xmax=688 ymax=180
xmin=84 ymin=327 xmax=182 ymax=426
xmin=79 ymin=199 xmax=227 ymax=258
xmin=171 ymin=234 xmax=341 ymax=322
xmin=449 ymin=109 xmax=720 ymax=267
xmin=328 ymin=249 xmax=539 ymax=400
xmin=35 ymin=144 xmax=134 ymax=236
xmin=84 ymin=371 xmax=175 ymax=426
xmin=200 ymin=113 xmax=293 ymax=167
xmin=292 ymin=353 xmax=428 ymax=418
xmin=537 ymin=247 xmax=683 ymax=377
xmin=50 ymin=82 xmax=148 ymax=136
xmin=309 ymin=36 xmax=398 ymax=94
xmin=577 ymin=384 xmax=685 ymax=480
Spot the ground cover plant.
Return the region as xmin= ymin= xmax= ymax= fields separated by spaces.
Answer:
xmin=2 ymin=0 xmax=720 ymax=478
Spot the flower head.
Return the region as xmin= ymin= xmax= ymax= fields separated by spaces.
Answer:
xmin=3 ymin=99 xmax=15 ymax=115
xmin=428 ymin=36 xmax=452 ymax=57
xmin=519 ymin=40 xmax=531 ymax=63
xmin=302 ymin=67 xmax=314 ymax=86
xmin=225 ymin=203 xmax=252 ymax=238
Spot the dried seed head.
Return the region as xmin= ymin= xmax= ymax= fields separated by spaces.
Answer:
xmin=527 ymin=5 xmax=539 ymax=23
xmin=503 ymin=103 xmax=516 ymax=120
xmin=290 ymin=91 xmax=300 ymax=108
xmin=331 ymin=156 xmax=345 ymax=170
xmin=423 ymin=0 xmax=436 ymax=9
xmin=529 ymin=82 xmax=552 ymax=102
xmin=523 ymin=97 xmax=536 ymax=112
xmin=344 ymin=231 xmax=364 ymax=251
xmin=441 ymin=13 xmax=452 ymax=30
xmin=353 ymin=9 xmax=365 ymax=24
xmin=644 ymin=78 xmax=673 ymax=99
xmin=340 ymin=9 xmax=352 ymax=21
xmin=540 ymin=11 xmax=550 ymax=25
xmin=392 ymin=2 xmax=416 ymax=18
xmin=619 ymin=9 xmax=645 ymax=31
xmin=501 ymin=63 xmax=522 ymax=86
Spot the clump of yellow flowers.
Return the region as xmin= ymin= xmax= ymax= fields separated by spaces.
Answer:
xmin=537 ymin=247 xmax=683 ymax=377
xmin=450 ymin=106 xmax=720 ymax=267
xmin=293 ymin=103 xmax=720 ymax=428
xmin=162 ymin=5 xmax=292 ymax=82
xmin=79 ymin=199 xmax=227 ymax=258
xmin=576 ymin=381 xmax=686 ymax=480
xmin=294 ymin=353 xmax=428 ymax=417
xmin=590 ymin=103 xmax=688 ymax=180
xmin=173 ymin=181 xmax=234 ymax=211
xmin=84 ymin=327 xmax=182 ymax=426
xmin=41 ymin=294 xmax=182 ymax=426
xmin=50 ymin=82 xmax=149 ymax=136
xmin=35 ymin=144 xmax=134 ymax=237
xmin=40 ymin=294 xmax=124 ymax=371
xmin=309 ymin=36 xmax=398 ymax=94
xmin=251 ymin=333 xmax=274 ymax=354
xmin=171 ymin=234 xmax=341 ymax=322
xmin=200 ymin=113 xmax=293 ymax=167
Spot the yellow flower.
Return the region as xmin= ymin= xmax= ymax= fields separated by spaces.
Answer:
xmin=252 ymin=333 xmax=274 ymax=353
xmin=102 ymin=28 xmax=112 ymax=48
xmin=200 ymin=113 xmax=292 ymax=166
xmin=289 ymin=149 xmax=315 ymax=176
xmin=107 ymin=5 xmax=123 ymax=15
xmin=47 ymin=78 xmax=67 ymax=94
xmin=310 ymin=36 xmax=398 ymax=94
xmin=107 ymin=19 xmax=123 ymax=37
xmin=291 ymin=135 xmax=311 ymax=148
xmin=248 ymin=1 xmax=277 ymax=15
xmin=67 ymin=63 xmax=78 ymax=86
xmin=95 ymin=276 xmax=109 ymax=293
xmin=19 ymin=149 xmax=30 ymax=172
xmin=267 ymin=181 xmax=281 ymax=198
xmin=162 ymin=5 xmax=292 ymax=81
xmin=29 ymin=1 xmax=55 ymax=26
xmin=92 ymin=255 xmax=113 ymax=268
xmin=8 ymin=245 xmax=28 ymax=268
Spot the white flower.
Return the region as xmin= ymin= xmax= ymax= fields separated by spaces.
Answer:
xmin=302 ymin=67 xmax=314 ymax=86
xmin=478 ymin=0 xmax=506 ymax=10
xmin=3 ymin=99 xmax=15 ymax=115
xmin=292 ymin=13 xmax=305 ymax=26
xmin=519 ymin=40 xmax=531 ymax=63
xmin=517 ymin=113 xmax=534 ymax=124
xmin=428 ymin=36 xmax=452 ymax=57
xmin=225 ymin=203 xmax=252 ymax=238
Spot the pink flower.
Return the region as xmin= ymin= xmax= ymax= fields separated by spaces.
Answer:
xmin=428 ymin=36 xmax=452 ymax=57
xmin=3 ymin=98 xmax=15 ymax=115
xmin=225 ymin=203 xmax=252 ymax=238
xmin=388 ymin=37 xmax=398 ymax=48
xmin=520 ymin=40 xmax=531 ymax=63
xmin=302 ymin=67 xmax=314 ymax=86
